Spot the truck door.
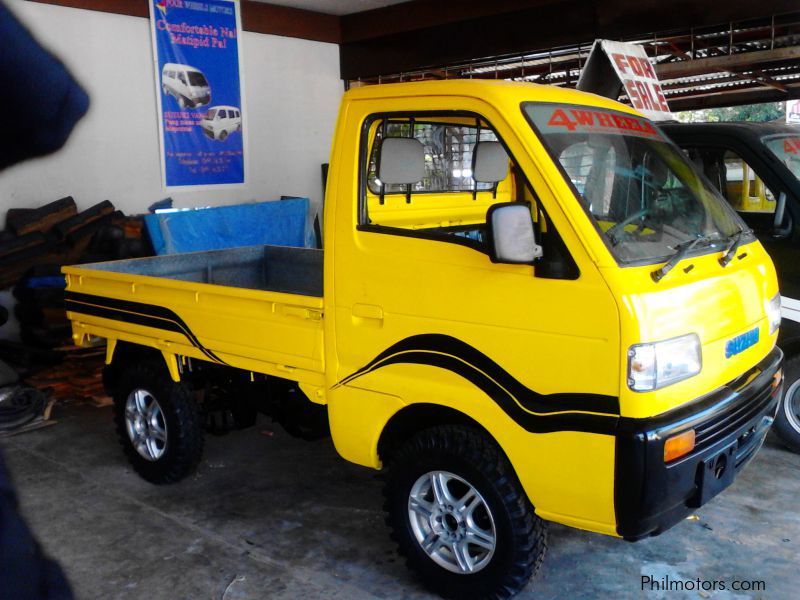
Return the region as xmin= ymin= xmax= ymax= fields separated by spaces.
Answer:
xmin=330 ymin=108 xmax=621 ymax=459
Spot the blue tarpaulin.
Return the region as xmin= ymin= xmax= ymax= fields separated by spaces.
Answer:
xmin=144 ymin=198 xmax=312 ymax=255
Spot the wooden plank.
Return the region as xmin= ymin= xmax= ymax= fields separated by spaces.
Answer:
xmin=6 ymin=196 xmax=77 ymax=236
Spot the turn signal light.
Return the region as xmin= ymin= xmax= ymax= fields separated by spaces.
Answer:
xmin=664 ymin=429 xmax=696 ymax=463
xmin=772 ymin=369 xmax=783 ymax=390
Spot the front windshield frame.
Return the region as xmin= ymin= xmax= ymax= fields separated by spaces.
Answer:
xmin=521 ymin=102 xmax=750 ymax=267
xmin=761 ymin=132 xmax=800 ymax=182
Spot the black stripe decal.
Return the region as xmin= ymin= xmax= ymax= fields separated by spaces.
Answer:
xmin=65 ymin=291 xmax=227 ymax=364
xmin=336 ymin=334 xmax=620 ymax=435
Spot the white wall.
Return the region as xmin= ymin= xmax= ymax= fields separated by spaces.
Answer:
xmin=0 ymin=0 xmax=342 ymax=225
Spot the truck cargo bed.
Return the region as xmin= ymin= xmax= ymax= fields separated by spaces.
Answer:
xmin=80 ymin=245 xmax=323 ymax=297
xmin=63 ymin=245 xmax=325 ymax=387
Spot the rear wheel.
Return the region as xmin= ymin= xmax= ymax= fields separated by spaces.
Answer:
xmin=112 ymin=360 xmax=204 ymax=483
xmin=774 ymin=353 xmax=800 ymax=453
xmin=385 ymin=425 xmax=546 ymax=599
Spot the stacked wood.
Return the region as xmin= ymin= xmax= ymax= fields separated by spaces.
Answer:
xmin=0 ymin=198 xmax=153 ymax=354
xmin=0 ymin=198 xmax=142 ymax=290
xmin=23 ymin=345 xmax=110 ymax=407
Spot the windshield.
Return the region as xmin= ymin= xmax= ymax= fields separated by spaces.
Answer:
xmin=205 ymin=109 xmax=217 ymax=120
xmin=762 ymin=133 xmax=800 ymax=181
xmin=524 ymin=103 xmax=744 ymax=264
xmin=187 ymin=71 xmax=208 ymax=87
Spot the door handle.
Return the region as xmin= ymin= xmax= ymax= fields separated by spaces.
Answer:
xmin=352 ymin=303 xmax=384 ymax=321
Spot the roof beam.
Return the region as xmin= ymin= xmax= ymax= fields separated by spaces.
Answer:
xmin=656 ymin=46 xmax=800 ymax=78
xmin=668 ymin=82 xmax=800 ymax=110
xmin=23 ymin=0 xmax=341 ymax=43
xmin=340 ymin=0 xmax=800 ymax=79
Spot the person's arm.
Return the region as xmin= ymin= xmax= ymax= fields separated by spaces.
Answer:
xmin=0 ymin=1 xmax=90 ymax=170
xmin=0 ymin=450 xmax=73 ymax=599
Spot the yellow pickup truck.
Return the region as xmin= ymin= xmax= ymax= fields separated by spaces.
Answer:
xmin=64 ymin=81 xmax=784 ymax=599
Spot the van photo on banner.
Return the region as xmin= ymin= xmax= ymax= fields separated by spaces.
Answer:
xmin=150 ymin=0 xmax=246 ymax=188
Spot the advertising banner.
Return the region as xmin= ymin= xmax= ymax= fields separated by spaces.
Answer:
xmin=150 ymin=0 xmax=246 ymax=188
xmin=578 ymin=40 xmax=673 ymax=122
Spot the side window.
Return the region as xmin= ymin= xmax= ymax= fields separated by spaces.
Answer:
xmin=179 ymin=72 xmax=187 ymax=85
xmin=684 ymin=147 xmax=776 ymax=215
xmin=219 ymin=110 xmax=227 ymax=119
xmin=360 ymin=113 xmax=579 ymax=279
xmin=722 ymin=150 xmax=775 ymax=213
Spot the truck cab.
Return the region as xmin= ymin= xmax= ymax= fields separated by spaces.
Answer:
xmin=64 ymin=81 xmax=783 ymax=599
xmin=662 ymin=121 xmax=800 ymax=452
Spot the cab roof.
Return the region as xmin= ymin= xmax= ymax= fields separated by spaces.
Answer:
xmin=343 ymin=79 xmax=641 ymax=117
xmin=660 ymin=120 xmax=799 ymax=135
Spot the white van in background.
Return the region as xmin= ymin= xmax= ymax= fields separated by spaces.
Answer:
xmin=161 ymin=63 xmax=211 ymax=109
xmin=200 ymin=106 xmax=242 ymax=141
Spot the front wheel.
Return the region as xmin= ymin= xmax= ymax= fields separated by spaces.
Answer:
xmin=112 ymin=360 xmax=204 ymax=483
xmin=385 ymin=426 xmax=547 ymax=599
xmin=774 ymin=353 xmax=800 ymax=453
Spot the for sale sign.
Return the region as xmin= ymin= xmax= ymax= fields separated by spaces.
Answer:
xmin=577 ymin=40 xmax=673 ymax=122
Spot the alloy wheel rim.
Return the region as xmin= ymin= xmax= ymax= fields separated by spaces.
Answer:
xmin=784 ymin=378 xmax=800 ymax=433
xmin=125 ymin=389 xmax=168 ymax=461
xmin=408 ymin=470 xmax=496 ymax=574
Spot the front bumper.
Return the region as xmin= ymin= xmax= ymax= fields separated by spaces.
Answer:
xmin=615 ymin=347 xmax=783 ymax=540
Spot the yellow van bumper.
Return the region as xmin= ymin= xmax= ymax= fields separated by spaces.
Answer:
xmin=615 ymin=347 xmax=783 ymax=540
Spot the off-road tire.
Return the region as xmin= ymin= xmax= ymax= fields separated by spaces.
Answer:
xmin=774 ymin=352 xmax=800 ymax=453
xmin=112 ymin=360 xmax=204 ymax=484
xmin=384 ymin=425 xmax=547 ymax=599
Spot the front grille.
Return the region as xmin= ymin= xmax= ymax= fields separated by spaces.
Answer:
xmin=693 ymin=384 xmax=773 ymax=453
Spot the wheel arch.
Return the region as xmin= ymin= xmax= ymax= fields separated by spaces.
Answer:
xmin=377 ymin=403 xmax=509 ymax=467
xmin=104 ymin=341 xmax=180 ymax=393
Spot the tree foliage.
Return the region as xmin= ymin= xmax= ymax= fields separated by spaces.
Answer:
xmin=676 ymin=102 xmax=785 ymax=123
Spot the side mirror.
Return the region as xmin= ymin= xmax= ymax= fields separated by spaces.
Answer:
xmin=487 ymin=203 xmax=542 ymax=264
xmin=773 ymin=191 xmax=793 ymax=238
xmin=773 ymin=191 xmax=786 ymax=229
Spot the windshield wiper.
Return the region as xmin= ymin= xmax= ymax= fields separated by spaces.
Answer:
xmin=651 ymin=235 xmax=713 ymax=283
xmin=719 ymin=228 xmax=750 ymax=267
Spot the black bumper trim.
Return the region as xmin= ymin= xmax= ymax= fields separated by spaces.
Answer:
xmin=614 ymin=347 xmax=783 ymax=540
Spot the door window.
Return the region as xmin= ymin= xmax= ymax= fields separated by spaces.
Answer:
xmin=360 ymin=112 xmax=578 ymax=279
xmin=685 ymin=147 xmax=776 ymax=214
xmin=722 ymin=151 xmax=776 ymax=213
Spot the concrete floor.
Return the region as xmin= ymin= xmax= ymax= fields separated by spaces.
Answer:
xmin=1 ymin=401 xmax=798 ymax=600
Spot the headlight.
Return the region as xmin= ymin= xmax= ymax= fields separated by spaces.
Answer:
xmin=767 ymin=293 xmax=781 ymax=335
xmin=628 ymin=333 xmax=702 ymax=392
